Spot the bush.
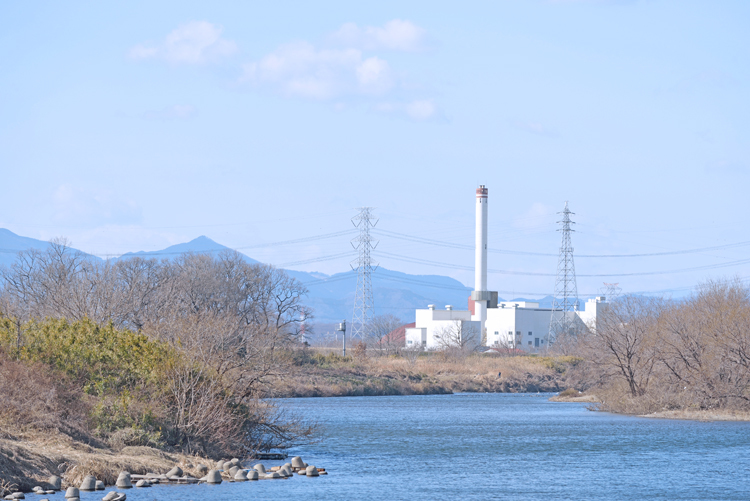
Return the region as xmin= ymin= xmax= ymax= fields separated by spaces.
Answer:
xmin=558 ymin=388 xmax=580 ymax=398
xmin=0 ymin=350 xmax=92 ymax=441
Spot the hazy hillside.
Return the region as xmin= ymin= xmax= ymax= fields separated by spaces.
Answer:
xmin=0 ymin=229 xmax=98 ymax=268
xmin=115 ymin=235 xmax=259 ymax=264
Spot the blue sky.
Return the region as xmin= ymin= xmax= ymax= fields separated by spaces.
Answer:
xmin=1 ymin=0 xmax=748 ymax=298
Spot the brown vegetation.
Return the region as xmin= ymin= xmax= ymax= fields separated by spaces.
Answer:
xmin=561 ymin=278 xmax=750 ymax=416
xmin=275 ymin=350 xmax=580 ymax=397
xmin=0 ymin=241 xmax=316 ymax=462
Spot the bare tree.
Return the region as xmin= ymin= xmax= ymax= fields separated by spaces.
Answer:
xmin=586 ymin=295 xmax=664 ymax=397
xmin=368 ymin=314 xmax=406 ymax=356
xmin=402 ymin=343 xmax=421 ymax=367
xmin=432 ymin=321 xmax=480 ymax=358
xmin=658 ymin=279 xmax=750 ymax=408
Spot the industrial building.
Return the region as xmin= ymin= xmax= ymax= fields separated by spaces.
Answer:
xmin=405 ymin=185 xmax=605 ymax=352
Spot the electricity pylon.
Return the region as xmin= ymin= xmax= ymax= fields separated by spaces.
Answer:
xmin=351 ymin=207 xmax=378 ymax=339
xmin=548 ymin=201 xmax=579 ymax=345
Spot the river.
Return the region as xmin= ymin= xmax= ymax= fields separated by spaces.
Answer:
xmin=105 ymin=393 xmax=750 ymax=500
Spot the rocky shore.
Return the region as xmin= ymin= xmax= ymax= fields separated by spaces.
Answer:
xmin=0 ymin=431 xmax=325 ymax=498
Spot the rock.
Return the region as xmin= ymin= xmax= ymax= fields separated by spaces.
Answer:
xmin=230 ymin=458 xmax=240 ymax=465
xmin=45 ymin=491 xmax=56 ymax=495
xmin=9 ymin=494 xmax=24 ymax=500
xmin=279 ymin=465 xmax=294 ymax=477
xmin=228 ymin=466 xmax=240 ymax=477
xmin=166 ymin=466 xmax=183 ymax=477
xmin=68 ymin=498 xmax=80 ymax=501
xmin=196 ymin=464 xmax=208 ymax=474
xmin=205 ymin=470 xmax=222 ymax=484
xmin=297 ymin=471 xmax=307 ymax=476
xmin=95 ymin=481 xmax=105 ymax=491
xmin=135 ymin=480 xmax=150 ymax=488
xmin=32 ymin=487 xmax=44 ymax=493
xmin=246 ymin=470 xmax=259 ymax=481
xmin=80 ymin=475 xmax=97 ymax=491
xmin=48 ymin=476 xmax=62 ymax=491
xmin=233 ymin=470 xmax=248 ymax=481
xmin=306 ymin=466 xmax=320 ymax=477
xmin=253 ymin=463 xmax=266 ymax=473
xmin=320 ymin=471 xmax=328 ymax=475
xmin=265 ymin=472 xmax=281 ymax=479
xmin=115 ymin=472 xmax=132 ymax=489
xmin=65 ymin=487 xmax=80 ymax=499
xmin=103 ymin=492 xmax=126 ymax=501
xmin=222 ymin=461 xmax=234 ymax=471
xmin=291 ymin=456 xmax=305 ymax=468
xmin=215 ymin=460 xmax=225 ymax=470
xmin=40 ymin=499 xmax=49 ymax=501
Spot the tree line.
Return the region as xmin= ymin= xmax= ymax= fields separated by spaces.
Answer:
xmin=565 ymin=279 xmax=750 ymax=414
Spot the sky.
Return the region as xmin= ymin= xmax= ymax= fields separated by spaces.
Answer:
xmin=1 ymin=0 xmax=749 ymax=299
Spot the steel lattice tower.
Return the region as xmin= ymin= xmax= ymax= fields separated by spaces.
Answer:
xmin=548 ymin=202 xmax=579 ymax=344
xmin=600 ymin=282 xmax=622 ymax=301
xmin=351 ymin=207 xmax=378 ymax=339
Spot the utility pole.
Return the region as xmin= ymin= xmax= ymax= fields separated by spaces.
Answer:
xmin=351 ymin=207 xmax=378 ymax=339
xmin=337 ymin=320 xmax=347 ymax=357
xmin=548 ymin=201 xmax=579 ymax=346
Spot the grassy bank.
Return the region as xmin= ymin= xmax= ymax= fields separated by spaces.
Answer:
xmin=274 ymin=351 xmax=582 ymax=397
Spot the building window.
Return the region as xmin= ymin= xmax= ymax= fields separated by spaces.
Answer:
xmin=407 ymin=340 xmax=413 ymax=345
xmin=528 ymin=341 xmax=532 ymax=345
xmin=494 ymin=331 xmax=499 ymax=336
xmin=528 ymin=331 xmax=532 ymax=336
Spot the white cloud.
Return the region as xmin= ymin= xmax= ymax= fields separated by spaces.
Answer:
xmin=241 ymin=42 xmax=394 ymax=99
xmin=375 ymin=99 xmax=438 ymax=121
xmin=356 ymin=57 xmax=394 ymax=94
xmin=406 ymin=100 xmax=437 ymax=120
xmin=143 ymin=104 xmax=196 ymax=120
xmin=129 ymin=21 xmax=237 ymax=64
xmin=331 ymin=19 xmax=426 ymax=51
xmin=53 ymin=184 xmax=142 ymax=226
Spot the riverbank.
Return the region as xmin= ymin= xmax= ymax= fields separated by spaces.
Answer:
xmin=547 ymin=393 xmax=750 ymax=422
xmin=639 ymin=409 xmax=750 ymax=422
xmin=0 ymin=431 xmax=212 ymax=494
xmin=276 ymin=352 xmax=580 ymax=397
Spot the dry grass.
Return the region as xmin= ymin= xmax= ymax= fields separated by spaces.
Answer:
xmin=278 ymin=352 xmax=578 ymax=397
xmin=639 ymin=409 xmax=750 ymax=422
xmin=0 ymin=431 xmax=214 ymax=492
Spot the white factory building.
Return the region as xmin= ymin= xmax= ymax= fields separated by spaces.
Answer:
xmin=405 ymin=185 xmax=606 ymax=352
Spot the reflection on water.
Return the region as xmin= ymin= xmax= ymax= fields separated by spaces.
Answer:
xmin=92 ymin=394 xmax=750 ymax=500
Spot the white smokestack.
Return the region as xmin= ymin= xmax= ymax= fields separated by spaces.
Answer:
xmin=475 ymin=185 xmax=488 ymax=293
xmin=473 ymin=185 xmax=489 ymax=331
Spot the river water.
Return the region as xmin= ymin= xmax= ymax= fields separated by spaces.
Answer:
xmin=99 ymin=393 xmax=750 ymax=500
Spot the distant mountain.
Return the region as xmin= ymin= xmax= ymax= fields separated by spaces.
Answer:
xmin=290 ymin=268 xmax=474 ymax=324
xmin=0 ymin=228 xmax=99 ymax=268
xmin=0 ymin=228 xmax=560 ymax=325
xmin=115 ymin=236 xmax=259 ymax=264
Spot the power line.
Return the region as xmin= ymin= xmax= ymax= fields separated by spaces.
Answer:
xmin=374 ymin=228 xmax=750 ymax=259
